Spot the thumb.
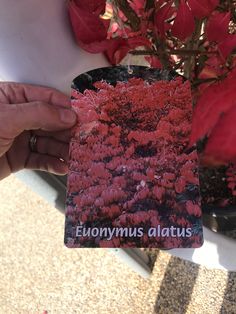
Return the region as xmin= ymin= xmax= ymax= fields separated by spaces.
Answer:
xmin=0 ymin=101 xmax=77 ymax=139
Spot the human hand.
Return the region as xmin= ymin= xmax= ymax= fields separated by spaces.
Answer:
xmin=0 ymin=82 xmax=77 ymax=180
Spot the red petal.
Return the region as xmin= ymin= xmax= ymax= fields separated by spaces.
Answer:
xmin=190 ymin=68 xmax=236 ymax=145
xmin=145 ymin=56 xmax=163 ymax=68
xmin=218 ymin=35 xmax=236 ymax=59
xmin=155 ymin=2 xmax=175 ymax=38
xmin=127 ymin=36 xmax=152 ymax=49
xmin=187 ymin=0 xmax=218 ymax=19
xmin=199 ymin=66 xmax=218 ymax=80
xmin=156 ymin=0 xmax=169 ymax=7
xmin=68 ymin=0 xmax=108 ymax=45
xmin=104 ymin=39 xmax=129 ymax=65
xmin=204 ymin=105 xmax=236 ymax=163
xmin=129 ymin=0 xmax=146 ymax=14
xmin=172 ymin=0 xmax=195 ymax=41
xmin=104 ymin=37 xmax=151 ymax=65
xmin=78 ymin=39 xmax=113 ymax=53
xmin=198 ymin=55 xmax=226 ymax=79
xmin=74 ymin=0 xmax=106 ymax=15
xmin=206 ymin=12 xmax=230 ymax=42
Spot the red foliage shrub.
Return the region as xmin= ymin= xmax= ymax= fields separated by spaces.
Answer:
xmin=68 ymin=0 xmax=236 ymax=180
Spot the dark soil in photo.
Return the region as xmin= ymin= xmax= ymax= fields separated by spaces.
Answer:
xmin=200 ymin=166 xmax=236 ymax=239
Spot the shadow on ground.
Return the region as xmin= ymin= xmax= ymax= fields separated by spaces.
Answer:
xmin=221 ymin=272 xmax=236 ymax=312
xmin=154 ymin=256 xmax=199 ymax=313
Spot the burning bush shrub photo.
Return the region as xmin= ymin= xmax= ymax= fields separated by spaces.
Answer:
xmin=64 ymin=66 xmax=203 ymax=248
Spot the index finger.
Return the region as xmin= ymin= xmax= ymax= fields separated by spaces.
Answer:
xmin=0 ymin=82 xmax=70 ymax=108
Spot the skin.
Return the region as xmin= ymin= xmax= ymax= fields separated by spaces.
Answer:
xmin=0 ymin=82 xmax=77 ymax=180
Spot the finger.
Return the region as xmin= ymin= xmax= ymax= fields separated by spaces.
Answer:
xmin=34 ymin=129 xmax=72 ymax=143
xmin=35 ymin=137 xmax=69 ymax=162
xmin=0 ymin=82 xmax=70 ymax=108
xmin=0 ymin=102 xmax=77 ymax=139
xmin=25 ymin=153 xmax=69 ymax=175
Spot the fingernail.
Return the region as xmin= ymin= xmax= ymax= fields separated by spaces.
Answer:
xmin=59 ymin=109 xmax=77 ymax=124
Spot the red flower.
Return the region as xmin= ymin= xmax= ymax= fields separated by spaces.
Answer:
xmin=203 ymin=105 xmax=236 ymax=164
xmin=73 ymin=0 xmax=106 ymax=15
xmin=190 ymin=67 xmax=236 ymax=146
xmin=129 ymin=0 xmax=146 ymax=15
xmin=171 ymin=0 xmax=195 ymax=41
xmin=105 ymin=37 xmax=151 ymax=65
xmin=218 ymin=35 xmax=236 ymax=59
xmin=68 ymin=0 xmax=110 ymax=53
xmin=154 ymin=2 xmax=175 ymax=38
xmin=206 ymin=12 xmax=230 ymax=43
xmin=145 ymin=56 xmax=163 ymax=69
xmin=198 ymin=55 xmax=226 ymax=80
xmin=187 ymin=0 xmax=219 ymax=19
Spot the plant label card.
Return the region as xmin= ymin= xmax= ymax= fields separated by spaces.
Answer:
xmin=64 ymin=66 xmax=203 ymax=248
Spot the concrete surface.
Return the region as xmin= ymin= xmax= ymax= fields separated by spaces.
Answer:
xmin=0 ymin=175 xmax=236 ymax=314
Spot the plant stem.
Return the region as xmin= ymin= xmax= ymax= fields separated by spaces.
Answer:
xmin=192 ymin=73 xmax=228 ymax=87
xmin=113 ymin=0 xmax=140 ymax=31
xmin=192 ymin=78 xmax=217 ymax=87
xmin=155 ymin=40 xmax=172 ymax=70
xmin=183 ymin=20 xmax=203 ymax=79
xmin=145 ymin=0 xmax=155 ymax=11
xmin=130 ymin=49 xmax=217 ymax=56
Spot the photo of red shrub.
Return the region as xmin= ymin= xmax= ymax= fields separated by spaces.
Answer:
xmin=64 ymin=66 xmax=203 ymax=248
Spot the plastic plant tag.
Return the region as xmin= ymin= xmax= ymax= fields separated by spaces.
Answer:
xmin=64 ymin=66 xmax=203 ymax=248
